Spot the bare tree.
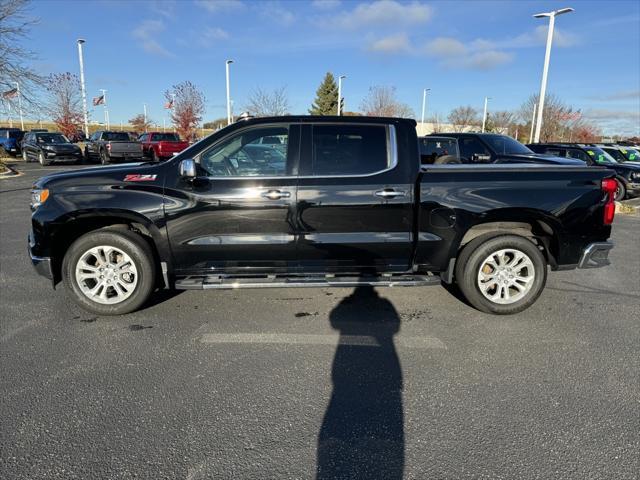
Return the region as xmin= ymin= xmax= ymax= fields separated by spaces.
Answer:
xmin=519 ymin=94 xmax=585 ymax=142
xmin=129 ymin=113 xmax=153 ymax=134
xmin=489 ymin=110 xmax=515 ymax=134
xmin=360 ymin=86 xmax=414 ymax=118
xmin=245 ymin=86 xmax=290 ymax=117
xmin=447 ymin=106 xmax=479 ymax=132
xmin=0 ymin=0 xmax=44 ymax=110
xmin=44 ymin=73 xmax=83 ymax=138
xmin=165 ymin=81 xmax=205 ymax=141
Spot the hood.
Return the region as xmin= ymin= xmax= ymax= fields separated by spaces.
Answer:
xmin=41 ymin=143 xmax=80 ymax=151
xmin=34 ymin=162 xmax=152 ymax=189
xmin=609 ymin=162 xmax=640 ymax=173
xmin=502 ymin=153 xmax=585 ymax=166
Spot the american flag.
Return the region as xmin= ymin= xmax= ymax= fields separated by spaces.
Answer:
xmin=92 ymin=94 xmax=105 ymax=106
xmin=164 ymin=99 xmax=174 ymax=109
xmin=559 ymin=111 xmax=581 ymax=121
xmin=2 ymin=88 xmax=18 ymax=99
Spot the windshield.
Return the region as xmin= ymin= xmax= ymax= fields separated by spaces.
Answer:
xmin=619 ymin=147 xmax=640 ymax=162
xmin=8 ymin=131 xmax=24 ymax=139
xmin=586 ymin=147 xmax=618 ymax=164
xmin=103 ymin=132 xmax=132 ymax=141
xmin=37 ymin=133 xmax=69 ymax=144
xmin=482 ymin=134 xmax=533 ymax=155
xmin=154 ymin=133 xmax=180 ymax=141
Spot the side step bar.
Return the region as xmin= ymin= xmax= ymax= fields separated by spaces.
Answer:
xmin=175 ymin=274 xmax=441 ymax=290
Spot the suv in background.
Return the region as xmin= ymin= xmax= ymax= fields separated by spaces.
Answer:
xmin=0 ymin=128 xmax=24 ymax=156
xmin=527 ymin=143 xmax=640 ymax=201
xmin=419 ymin=136 xmax=460 ymax=164
xmin=432 ymin=133 xmax=583 ymax=165
xmin=21 ymin=132 xmax=83 ymax=165
xmin=599 ymin=145 xmax=640 ymax=164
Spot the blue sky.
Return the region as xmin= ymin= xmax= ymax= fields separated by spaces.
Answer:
xmin=22 ymin=0 xmax=640 ymax=135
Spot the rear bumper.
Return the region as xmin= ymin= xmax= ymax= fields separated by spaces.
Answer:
xmin=578 ymin=242 xmax=614 ymax=269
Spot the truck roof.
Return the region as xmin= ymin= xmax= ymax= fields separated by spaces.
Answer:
xmin=231 ymin=115 xmax=417 ymax=126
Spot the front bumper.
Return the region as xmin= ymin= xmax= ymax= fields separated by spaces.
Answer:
xmin=578 ymin=242 xmax=614 ymax=269
xmin=28 ymin=232 xmax=53 ymax=280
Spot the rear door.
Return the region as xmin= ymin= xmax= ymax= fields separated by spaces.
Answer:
xmin=164 ymin=123 xmax=300 ymax=275
xmin=295 ymin=122 xmax=414 ymax=273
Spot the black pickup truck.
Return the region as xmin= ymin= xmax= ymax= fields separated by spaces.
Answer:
xmin=29 ymin=116 xmax=617 ymax=316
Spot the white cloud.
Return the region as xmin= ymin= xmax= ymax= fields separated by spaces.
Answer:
xmin=311 ymin=0 xmax=341 ymax=9
xmin=320 ymin=0 xmax=432 ymax=29
xmin=195 ymin=0 xmax=245 ymax=13
xmin=132 ymin=20 xmax=174 ymax=57
xmin=260 ymin=1 xmax=295 ymax=26
xmin=368 ymin=33 xmax=411 ymax=53
xmin=424 ymin=36 xmax=512 ymax=70
xmin=590 ymin=90 xmax=640 ymax=101
xmin=198 ymin=27 xmax=230 ymax=46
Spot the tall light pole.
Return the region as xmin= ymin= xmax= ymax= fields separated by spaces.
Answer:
xmin=15 ymin=82 xmax=24 ymax=131
xmin=226 ymin=60 xmax=233 ymax=125
xmin=420 ymin=88 xmax=430 ymax=129
xmin=528 ymin=103 xmax=537 ymax=144
xmin=481 ymin=96 xmax=491 ymax=133
xmin=77 ymin=39 xmax=89 ymax=138
xmin=337 ymin=75 xmax=346 ymax=115
xmin=533 ymin=7 xmax=574 ymax=143
xmin=143 ymin=103 xmax=147 ymax=132
xmin=100 ymin=89 xmax=109 ymax=129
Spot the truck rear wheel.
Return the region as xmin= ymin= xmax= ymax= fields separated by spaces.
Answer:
xmin=100 ymin=149 xmax=110 ymax=165
xmin=62 ymin=228 xmax=156 ymax=315
xmin=454 ymin=234 xmax=547 ymax=315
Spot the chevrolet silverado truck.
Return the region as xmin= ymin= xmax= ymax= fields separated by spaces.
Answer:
xmin=84 ymin=130 xmax=144 ymax=164
xmin=138 ymin=132 xmax=189 ymax=162
xmin=29 ymin=116 xmax=616 ymax=316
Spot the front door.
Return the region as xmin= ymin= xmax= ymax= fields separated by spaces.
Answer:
xmin=295 ymin=123 xmax=414 ymax=273
xmin=164 ymin=124 xmax=300 ymax=275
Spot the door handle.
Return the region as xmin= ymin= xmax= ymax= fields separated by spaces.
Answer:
xmin=261 ymin=189 xmax=291 ymax=200
xmin=374 ymin=189 xmax=406 ymax=199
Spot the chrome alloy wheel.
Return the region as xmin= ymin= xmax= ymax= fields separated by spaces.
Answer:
xmin=477 ymin=248 xmax=535 ymax=305
xmin=75 ymin=245 xmax=138 ymax=304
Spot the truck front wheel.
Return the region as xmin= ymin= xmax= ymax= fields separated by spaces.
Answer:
xmin=454 ymin=234 xmax=547 ymax=315
xmin=62 ymin=228 xmax=156 ymax=315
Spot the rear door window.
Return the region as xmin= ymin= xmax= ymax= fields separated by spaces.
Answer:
xmin=310 ymin=124 xmax=389 ymax=176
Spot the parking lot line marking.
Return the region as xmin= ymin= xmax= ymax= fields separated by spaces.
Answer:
xmin=199 ymin=333 xmax=446 ymax=349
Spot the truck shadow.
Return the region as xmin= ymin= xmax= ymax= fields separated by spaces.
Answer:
xmin=316 ymin=285 xmax=404 ymax=480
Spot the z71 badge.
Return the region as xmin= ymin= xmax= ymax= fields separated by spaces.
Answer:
xmin=124 ymin=174 xmax=157 ymax=182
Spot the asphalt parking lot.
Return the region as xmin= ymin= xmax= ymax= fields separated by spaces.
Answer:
xmin=1 ymin=163 xmax=639 ymax=479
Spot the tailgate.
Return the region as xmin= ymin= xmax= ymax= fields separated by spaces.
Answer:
xmin=159 ymin=141 xmax=188 ymax=153
xmin=109 ymin=141 xmax=141 ymax=154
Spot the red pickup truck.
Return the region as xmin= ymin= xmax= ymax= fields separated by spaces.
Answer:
xmin=138 ymin=132 xmax=189 ymax=162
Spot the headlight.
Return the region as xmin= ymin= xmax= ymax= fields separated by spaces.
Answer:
xmin=30 ymin=188 xmax=49 ymax=209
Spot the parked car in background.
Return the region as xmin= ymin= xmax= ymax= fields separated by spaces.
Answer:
xmin=431 ymin=133 xmax=584 ymax=165
xmin=84 ymin=131 xmax=143 ymax=164
xmin=0 ymin=128 xmax=24 ymax=156
xmin=599 ymin=144 xmax=640 ymax=164
xmin=419 ymin=136 xmax=460 ymax=164
xmin=30 ymin=129 xmax=48 ymax=133
xmin=138 ymin=132 xmax=189 ymax=162
xmin=527 ymin=142 xmax=640 ymax=201
xmin=21 ymin=132 xmax=83 ymax=166
xmin=29 ymin=116 xmax=617 ymax=316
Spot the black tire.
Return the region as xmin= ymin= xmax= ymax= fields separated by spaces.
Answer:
xmin=62 ymin=228 xmax=156 ymax=315
xmin=22 ymin=150 xmax=30 ymax=162
xmin=100 ymin=148 xmax=110 ymax=165
xmin=614 ymin=178 xmax=626 ymax=202
xmin=39 ymin=151 xmax=52 ymax=166
xmin=150 ymin=149 xmax=158 ymax=162
xmin=454 ymin=234 xmax=547 ymax=315
xmin=84 ymin=147 xmax=91 ymax=162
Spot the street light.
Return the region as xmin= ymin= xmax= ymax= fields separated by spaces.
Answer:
xmin=420 ymin=88 xmax=431 ymax=128
xmin=528 ymin=103 xmax=537 ymax=144
xmin=77 ymin=39 xmax=89 ymax=138
xmin=15 ymin=82 xmax=24 ymax=131
xmin=532 ymin=7 xmax=574 ymax=143
xmin=143 ymin=103 xmax=147 ymax=132
xmin=100 ymin=89 xmax=109 ymax=129
xmin=226 ymin=60 xmax=233 ymax=125
xmin=481 ymin=96 xmax=491 ymax=133
xmin=337 ymin=75 xmax=346 ymax=116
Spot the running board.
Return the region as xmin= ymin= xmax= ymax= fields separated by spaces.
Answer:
xmin=174 ymin=274 xmax=440 ymax=290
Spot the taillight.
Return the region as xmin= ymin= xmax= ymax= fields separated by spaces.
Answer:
xmin=106 ymin=143 xmax=111 ymax=151
xmin=601 ymin=178 xmax=617 ymax=225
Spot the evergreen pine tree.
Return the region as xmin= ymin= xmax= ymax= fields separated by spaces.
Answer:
xmin=309 ymin=72 xmax=342 ymax=115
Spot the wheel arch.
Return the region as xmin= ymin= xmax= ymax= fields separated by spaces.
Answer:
xmin=49 ymin=210 xmax=170 ymax=288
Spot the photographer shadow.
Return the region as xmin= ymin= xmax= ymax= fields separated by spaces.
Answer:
xmin=316 ymin=285 xmax=404 ymax=480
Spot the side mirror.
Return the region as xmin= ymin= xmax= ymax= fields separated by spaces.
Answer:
xmin=179 ymin=158 xmax=197 ymax=179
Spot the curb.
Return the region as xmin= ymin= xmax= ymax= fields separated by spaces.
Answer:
xmin=0 ymin=163 xmax=22 ymax=179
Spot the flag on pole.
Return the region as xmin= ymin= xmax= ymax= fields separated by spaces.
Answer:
xmin=2 ymin=88 xmax=18 ymax=99
xmin=164 ymin=99 xmax=174 ymax=109
xmin=92 ymin=94 xmax=105 ymax=106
